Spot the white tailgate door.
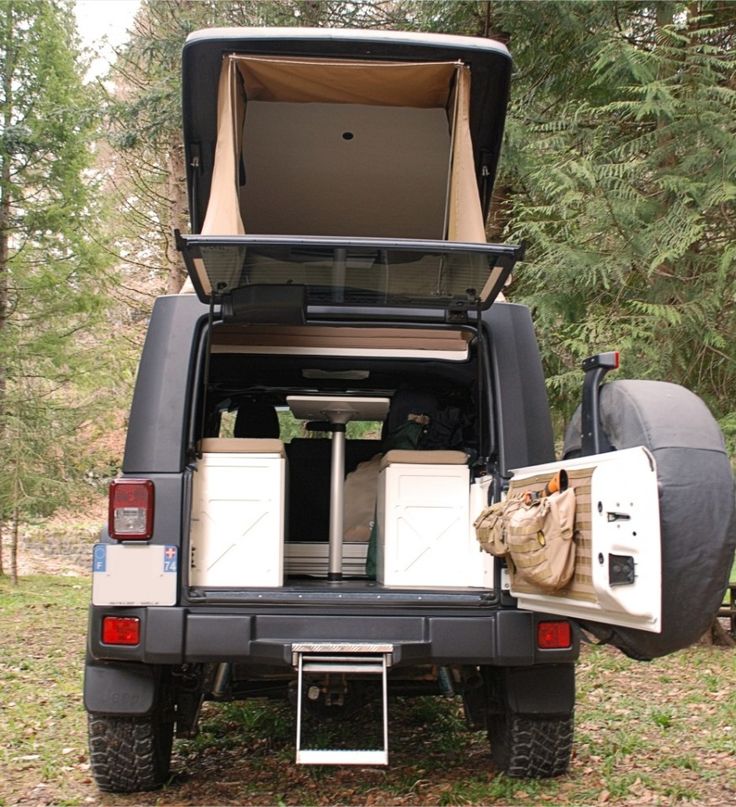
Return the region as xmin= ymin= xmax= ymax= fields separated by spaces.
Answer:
xmin=507 ymin=446 xmax=661 ymax=633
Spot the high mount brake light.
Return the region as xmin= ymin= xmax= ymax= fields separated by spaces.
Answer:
xmin=108 ymin=479 xmax=154 ymax=540
xmin=102 ymin=616 xmax=140 ymax=646
xmin=537 ymin=621 xmax=572 ymax=650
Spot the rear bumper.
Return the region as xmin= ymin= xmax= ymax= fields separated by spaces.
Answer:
xmin=87 ymin=604 xmax=579 ymax=668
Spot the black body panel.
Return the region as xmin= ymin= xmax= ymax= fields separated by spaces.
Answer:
xmin=99 ymin=473 xmax=186 ymax=552
xmin=123 ymin=295 xmax=207 ymax=473
xmin=485 ymin=303 xmax=555 ymax=474
xmin=87 ymin=604 xmax=578 ymax=670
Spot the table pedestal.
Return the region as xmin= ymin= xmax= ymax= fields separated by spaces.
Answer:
xmin=328 ymin=425 xmax=346 ymax=580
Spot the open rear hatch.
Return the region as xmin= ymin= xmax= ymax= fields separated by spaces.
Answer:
xmin=176 ymin=234 xmax=522 ymax=321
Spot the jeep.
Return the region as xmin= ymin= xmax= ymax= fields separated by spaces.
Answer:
xmin=84 ymin=28 xmax=736 ymax=792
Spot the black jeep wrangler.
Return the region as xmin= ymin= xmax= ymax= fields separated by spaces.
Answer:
xmin=84 ymin=28 xmax=736 ymax=792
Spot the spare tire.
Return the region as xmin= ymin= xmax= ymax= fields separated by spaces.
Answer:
xmin=564 ymin=380 xmax=736 ymax=660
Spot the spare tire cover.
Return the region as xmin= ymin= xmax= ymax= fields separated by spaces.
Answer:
xmin=564 ymin=380 xmax=736 ymax=660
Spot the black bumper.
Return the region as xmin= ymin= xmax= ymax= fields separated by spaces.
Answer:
xmin=87 ymin=604 xmax=578 ymax=668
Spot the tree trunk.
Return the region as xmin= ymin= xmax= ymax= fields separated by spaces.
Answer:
xmin=699 ymin=618 xmax=736 ymax=648
xmin=10 ymin=507 xmax=18 ymax=585
xmin=0 ymin=5 xmax=15 ymax=576
xmin=0 ymin=2 xmax=12 ymax=318
xmin=165 ymin=135 xmax=188 ymax=294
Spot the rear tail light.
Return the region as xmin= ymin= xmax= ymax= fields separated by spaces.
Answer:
xmin=537 ymin=621 xmax=573 ymax=650
xmin=101 ymin=616 xmax=140 ymax=645
xmin=109 ymin=479 xmax=154 ymax=540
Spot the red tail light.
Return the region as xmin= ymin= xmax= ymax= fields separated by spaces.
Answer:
xmin=109 ymin=479 xmax=154 ymax=540
xmin=537 ymin=621 xmax=572 ymax=649
xmin=102 ymin=616 xmax=140 ymax=645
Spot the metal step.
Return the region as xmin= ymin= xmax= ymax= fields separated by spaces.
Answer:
xmin=293 ymin=642 xmax=392 ymax=766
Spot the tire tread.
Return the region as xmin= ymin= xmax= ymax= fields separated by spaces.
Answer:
xmin=489 ymin=713 xmax=573 ymax=778
xmin=88 ymin=714 xmax=172 ymax=793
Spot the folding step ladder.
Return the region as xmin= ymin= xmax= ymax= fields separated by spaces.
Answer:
xmin=292 ymin=643 xmax=393 ymax=765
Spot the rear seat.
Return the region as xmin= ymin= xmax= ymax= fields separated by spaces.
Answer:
xmin=286 ymin=438 xmax=381 ymax=541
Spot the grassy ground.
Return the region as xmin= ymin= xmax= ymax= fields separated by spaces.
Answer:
xmin=0 ymin=575 xmax=735 ymax=806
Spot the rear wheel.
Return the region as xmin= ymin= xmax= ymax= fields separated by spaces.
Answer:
xmin=488 ymin=710 xmax=573 ymax=778
xmin=88 ymin=711 xmax=174 ymax=792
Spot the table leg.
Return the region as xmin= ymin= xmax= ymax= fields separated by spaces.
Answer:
xmin=328 ymin=426 xmax=346 ymax=579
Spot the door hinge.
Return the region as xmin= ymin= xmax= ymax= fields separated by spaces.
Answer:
xmin=446 ymin=295 xmax=472 ymax=323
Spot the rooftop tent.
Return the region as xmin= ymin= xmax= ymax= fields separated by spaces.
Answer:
xmin=202 ymin=53 xmax=486 ymax=242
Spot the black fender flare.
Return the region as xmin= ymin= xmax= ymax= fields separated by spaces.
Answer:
xmin=485 ymin=663 xmax=575 ymax=718
xmin=84 ymin=658 xmax=159 ymax=716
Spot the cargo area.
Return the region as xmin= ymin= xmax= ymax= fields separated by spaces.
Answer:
xmin=186 ymin=321 xmax=496 ymax=595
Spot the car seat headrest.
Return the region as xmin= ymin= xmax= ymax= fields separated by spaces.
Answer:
xmin=233 ymin=400 xmax=280 ymax=439
xmin=384 ymin=389 xmax=439 ymax=437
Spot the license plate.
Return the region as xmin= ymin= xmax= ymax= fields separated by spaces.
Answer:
xmin=92 ymin=544 xmax=177 ymax=606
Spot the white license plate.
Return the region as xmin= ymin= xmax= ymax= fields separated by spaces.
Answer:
xmin=92 ymin=544 xmax=177 ymax=606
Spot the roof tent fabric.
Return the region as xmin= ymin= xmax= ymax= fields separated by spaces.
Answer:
xmin=203 ymin=58 xmax=246 ymax=236
xmin=235 ymin=55 xmax=456 ymax=106
xmin=448 ymin=66 xmax=486 ymax=242
xmin=201 ymin=54 xmax=486 ymax=243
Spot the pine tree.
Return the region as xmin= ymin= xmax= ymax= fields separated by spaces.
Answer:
xmin=107 ymin=0 xmax=317 ymax=298
xmin=496 ymin=2 xmax=736 ymax=439
xmin=0 ymin=0 xmax=110 ymax=580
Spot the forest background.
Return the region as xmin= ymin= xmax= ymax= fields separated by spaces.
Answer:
xmin=0 ymin=0 xmax=734 ymax=580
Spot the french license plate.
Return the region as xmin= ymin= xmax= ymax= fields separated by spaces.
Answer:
xmin=92 ymin=544 xmax=177 ymax=606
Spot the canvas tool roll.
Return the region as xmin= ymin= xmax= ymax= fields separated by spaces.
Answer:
xmin=474 ymin=470 xmax=577 ymax=592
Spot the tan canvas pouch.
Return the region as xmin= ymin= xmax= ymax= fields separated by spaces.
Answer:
xmin=474 ymin=495 xmax=525 ymax=557
xmin=506 ymin=487 xmax=577 ymax=591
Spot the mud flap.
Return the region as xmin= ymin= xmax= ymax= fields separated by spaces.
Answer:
xmin=84 ymin=660 xmax=158 ymax=716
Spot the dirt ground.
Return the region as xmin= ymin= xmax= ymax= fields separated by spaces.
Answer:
xmin=1 ymin=546 xmax=734 ymax=807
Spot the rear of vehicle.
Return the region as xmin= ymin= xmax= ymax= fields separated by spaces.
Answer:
xmin=84 ymin=28 xmax=736 ymax=792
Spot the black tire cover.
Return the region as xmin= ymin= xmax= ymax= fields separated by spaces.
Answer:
xmin=564 ymin=380 xmax=736 ymax=660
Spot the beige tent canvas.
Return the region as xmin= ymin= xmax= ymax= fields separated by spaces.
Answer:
xmin=202 ymin=54 xmax=486 ymax=242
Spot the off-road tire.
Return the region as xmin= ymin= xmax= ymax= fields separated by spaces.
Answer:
xmin=488 ymin=712 xmax=573 ymax=778
xmin=88 ymin=713 xmax=174 ymax=792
